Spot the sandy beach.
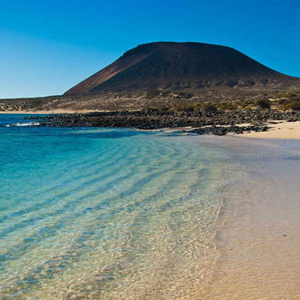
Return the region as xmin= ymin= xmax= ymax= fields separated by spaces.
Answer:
xmin=190 ymin=136 xmax=300 ymax=299
xmin=238 ymin=121 xmax=300 ymax=140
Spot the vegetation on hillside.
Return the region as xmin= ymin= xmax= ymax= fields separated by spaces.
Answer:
xmin=1 ymin=89 xmax=300 ymax=113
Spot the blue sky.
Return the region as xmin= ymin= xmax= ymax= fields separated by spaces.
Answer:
xmin=1 ymin=0 xmax=299 ymax=98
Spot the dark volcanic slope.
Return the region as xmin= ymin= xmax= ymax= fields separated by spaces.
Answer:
xmin=65 ymin=42 xmax=300 ymax=95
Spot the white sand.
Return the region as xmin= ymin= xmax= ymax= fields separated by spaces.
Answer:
xmin=238 ymin=121 xmax=300 ymax=140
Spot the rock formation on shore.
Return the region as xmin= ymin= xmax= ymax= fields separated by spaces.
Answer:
xmin=65 ymin=42 xmax=300 ymax=95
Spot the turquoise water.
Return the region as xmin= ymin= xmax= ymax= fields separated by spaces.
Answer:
xmin=0 ymin=114 xmax=235 ymax=299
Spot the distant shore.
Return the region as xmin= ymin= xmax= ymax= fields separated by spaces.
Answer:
xmin=2 ymin=108 xmax=300 ymax=139
xmin=2 ymin=109 xmax=300 ymax=139
xmin=9 ymin=108 xmax=300 ymax=139
xmin=0 ymin=109 xmax=95 ymax=114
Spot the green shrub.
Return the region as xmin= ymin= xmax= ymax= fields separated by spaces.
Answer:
xmin=291 ymin=101 xmax=300 ymax=110
xmin=175 ymin=103 xmax=195 ymax=112
xmin=146 ymin=90 xmax=161 ymax=99
xmin=282 ymin=101 xmax=300 ymax=111
xmin=257 ymin=99 xmax=271 ymax=109
xmin=144 ymin=101 xmax=219 ymax=113
xmin=143 ymin=104 xmax=169 ymax=113
xmin=176 ymin=92 xmax=193 ymax=99
xmin=172 ymin=102 xmax=202 ymax=113
xmin=202 ymin=103 xmax=218 ymax=112
xmin=217 ymin=102 xmax=239 ymax=111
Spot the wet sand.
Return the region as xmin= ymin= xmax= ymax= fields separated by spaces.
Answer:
xmin=191 ymin=136 xmax=300 ymax=299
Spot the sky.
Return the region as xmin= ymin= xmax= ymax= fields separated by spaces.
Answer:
xmin=0 ymin=0 xmax=300 ymax=98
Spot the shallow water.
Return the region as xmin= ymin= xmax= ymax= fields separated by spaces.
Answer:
xmin=190 ymin=136 xmax=300 ymax=300
xmin=0 ymin=115 xmax=239 ymax=299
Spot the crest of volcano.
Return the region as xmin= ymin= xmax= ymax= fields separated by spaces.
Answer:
xmin=65 ymin=42 xmax=300 ymax=95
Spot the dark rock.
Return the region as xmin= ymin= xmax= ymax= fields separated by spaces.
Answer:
xmin=25 ymin=109 xmax=300 ymax=136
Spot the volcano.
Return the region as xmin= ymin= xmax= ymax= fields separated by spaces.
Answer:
xmin=65 ymin=42 xmax=300 ymax=95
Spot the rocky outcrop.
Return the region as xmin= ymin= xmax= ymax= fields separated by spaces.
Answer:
xmin=24 ymin=109 xmax=300 ymax=136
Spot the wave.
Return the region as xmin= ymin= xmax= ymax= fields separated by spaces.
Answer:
xmin=12 ymin=122 xmax=40 ymax=127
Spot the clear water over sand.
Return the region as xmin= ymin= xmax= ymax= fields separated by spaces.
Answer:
xmin=189 ymin=136 xmax=300 ymax=300
xmin=0 ymin=115 xmax=241 ymax=299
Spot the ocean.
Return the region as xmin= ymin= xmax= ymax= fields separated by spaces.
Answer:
xmin=0 ymin=114 xmax=238 ymax=299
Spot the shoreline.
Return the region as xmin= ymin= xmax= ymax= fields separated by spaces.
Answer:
xmin=18 ymin=109 xmax=300 ymax=138
xmin=0 ymin=110 xmax=96 ymax=114
xmin=1 ymin=109 xmax=300 ymax=139
xmin=162 ymin=121 xmax=300 ymax=140
xmin=190 ymin=136 xmax=300 ymax=299
xmin=236 ymin=120 xmax=300 ymax=139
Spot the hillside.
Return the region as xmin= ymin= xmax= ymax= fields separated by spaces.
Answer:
xmin=65 ymin=42 xmax=300 ymax=95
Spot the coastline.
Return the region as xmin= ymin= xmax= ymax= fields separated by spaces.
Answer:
xmin=237 ymin=120 xmax=300 ymax=139
xmin=0 ymin=110 xmax=95 ymax=114
xmin=190 ymin=136 xmax=300 ymax=299
xmin=164 ymin=121 xmax=300 ymax=140
xmin=9 ymin=109 xmax=300 ymax=138
xmin=1 ymin=109 xmax=300 ymax=139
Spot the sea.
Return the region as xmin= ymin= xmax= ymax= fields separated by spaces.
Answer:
xmin=0 ymin=114 xmax=240 ymax=299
